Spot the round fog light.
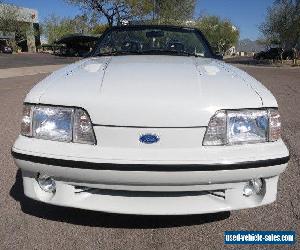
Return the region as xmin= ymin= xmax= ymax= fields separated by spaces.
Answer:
xmin=243 ymin=178 xmax=263 ymax=197
xmin=37 ymin=175 xmax=56 ymax=193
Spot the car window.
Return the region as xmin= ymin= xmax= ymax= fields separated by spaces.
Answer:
xmin=0 ymin=40 xmax=8 ymax=46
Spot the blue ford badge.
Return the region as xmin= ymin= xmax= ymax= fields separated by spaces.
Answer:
xmin=139 ymin=134 xmax=160 ymax=144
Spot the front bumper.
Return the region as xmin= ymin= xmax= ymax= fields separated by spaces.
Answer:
xmin=20 ymin=170 xmax=282 ymax=215
xmin=12 ymin=136 xmax=289 ymax=215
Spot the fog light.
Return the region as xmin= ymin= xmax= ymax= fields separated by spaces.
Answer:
xmin=37 ymin=174 xmax=56 ymax=193
xmin=243 ymin=178 xmax=263 ymax=197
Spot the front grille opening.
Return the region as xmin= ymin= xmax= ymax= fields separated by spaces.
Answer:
xmin=74 ymin=185 xmax=225 ymax=199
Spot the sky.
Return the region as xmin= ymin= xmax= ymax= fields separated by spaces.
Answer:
xmin=196 ymin=0 xmax=274 ymax=40
xmin=3 ymin=0 xmax=275 ymax=40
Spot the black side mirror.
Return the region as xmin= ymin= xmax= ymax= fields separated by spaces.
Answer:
xmin=214 ymin=53 xmax=223 ymax=60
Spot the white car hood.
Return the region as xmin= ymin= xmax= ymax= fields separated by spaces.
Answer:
xmin=25 ymin=55 xmax=277 ymax=127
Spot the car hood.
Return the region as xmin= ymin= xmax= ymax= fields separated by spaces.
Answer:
xmin=26 ymin=55 xmax=277 ymax=127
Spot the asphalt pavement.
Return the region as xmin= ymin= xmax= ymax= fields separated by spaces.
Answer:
xmin=0 ymin=53 xmax=78 ymax=69
xmin=0 ymin=59 xmax=299 ymax=249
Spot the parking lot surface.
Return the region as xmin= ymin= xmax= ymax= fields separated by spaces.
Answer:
xmin=0 ymin=53 xmax=78 ymax=69
xmin=0 ymin=63 xmax=299 ymax=249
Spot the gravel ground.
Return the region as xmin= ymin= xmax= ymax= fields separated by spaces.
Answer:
xmin=0 ymin=65 xmax=299 ymax=249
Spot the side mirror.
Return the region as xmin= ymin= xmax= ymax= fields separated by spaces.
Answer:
xmin=211 ymin=46 xmax=223 ymax=60
xmin=214 ymin=53 xmax=223 ymax=60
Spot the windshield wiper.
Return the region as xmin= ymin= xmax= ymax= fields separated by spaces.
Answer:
xmin=97 ymin=51 xmax=141 ymax=57
xmin=97 ymin=49 xmax=200 ymax=57
xmin=138 ymin=49 xmax=199 ymax=57
xmin=170 ymin=50 xmax=199 ymax=57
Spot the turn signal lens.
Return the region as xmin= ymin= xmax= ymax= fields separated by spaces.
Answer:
xmin=21 ymin=104 xmax=32 ymax=136
xmin=73 ymin=109 xmax=96 ymax=145
xmin=268 ymin=109 xmax=281 ymax=142
xmin=203 ymin=111 xmax=227 ymax=146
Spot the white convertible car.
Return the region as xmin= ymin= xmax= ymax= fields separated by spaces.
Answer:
xmin=12 ymin=25 xmax=289 ymax=215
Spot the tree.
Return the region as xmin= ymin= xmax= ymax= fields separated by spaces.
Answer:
xmin=0 ymin=3 xmax=35 ymax=49
xmin=72 ymin=14 xmax=94 ymax=34
xmin=65 ymin=0 xmax=134 ymax=26
xmin=152 ymin=0 xmax=196 ymax=24
xmin=65 ymin=0 xmax=196 ymax=26
xmin=0 ymin=4 xmax=20 ymax=35
xmin=42 ymin=15 xmax=74 ymax=44
xmin=195 ymin=16 xmax=239 ymax=54
xmin=260 ymin=0 xmax=300 ymax=49
xmin=90 ymin=23 xmax=109 ymax=34
xmin=42 ymin=14 xmax=95 ymax=43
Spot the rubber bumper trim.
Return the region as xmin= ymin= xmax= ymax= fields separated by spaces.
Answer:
xmin=11 ymin=150 xmax=290 ymax=172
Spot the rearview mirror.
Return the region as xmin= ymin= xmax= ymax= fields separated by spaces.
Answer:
xmin=146 ymin=30 xmax=164 ymax=38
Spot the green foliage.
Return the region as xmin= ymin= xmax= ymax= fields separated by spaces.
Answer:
xmin=47 ymin=1 xmax=239 ymax=54
xmin=42 ymin=14 xmax=95 ymax=43
xmin=0 ymin=4 xmax=19 ymax=34
xmin=127 ymin=0 xmax=154 ymax=19
xmin=195 ymin=16 xmax=239 ymax=54
xmin=145 ymin=0 xmax=195 ymax=24
xmin=65 ymin=0 xmax=196 ymax=26
xmin=42 ymin=15 xmax=74 ymax=44
xmin=65 ymin=0 xmax=133 ymax=26
xmin=0 ymin=4 xmax=33 ymax=43
xmin=90 ymin=23 xmax=109 ymax=35
xmin=260 ymin=0 xmax=300 ymax=48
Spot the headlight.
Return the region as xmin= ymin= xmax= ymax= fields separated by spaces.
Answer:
xmin=32 ymin=106 xmax=73 ymax=142
xmin=21 ymin=104 xmax=96 ymax=145
xmin=203 ymin=109 xmax=281 ymax=146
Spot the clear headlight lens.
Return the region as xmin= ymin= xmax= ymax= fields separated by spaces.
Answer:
xmin=32 ymin=106 xmax=73 ymax=142
xmin=227 ymin=110 xmax=268 ymax=145
xmin=203 ymin=109 xmax=281 ymax=146
xmin=21 ymin=104 xmax=96 ymax=145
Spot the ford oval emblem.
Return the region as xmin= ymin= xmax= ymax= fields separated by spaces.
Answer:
xmin=139 ymin=134 xmax=160 ymax=144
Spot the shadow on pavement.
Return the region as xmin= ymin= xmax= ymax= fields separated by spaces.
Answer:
xmin=10 ymin=169 xmax=230 ymax=229
xmin=0 ymin=53 xmax=79 ymax=69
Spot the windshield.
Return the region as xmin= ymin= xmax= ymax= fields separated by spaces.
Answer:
xmin=93 ymin=26 xmax=212 ymax=58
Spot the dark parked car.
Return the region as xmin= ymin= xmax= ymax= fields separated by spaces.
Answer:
xmin=0 ymin=40 xmax=13 ymax=54
xmin=54 ymin=34 xmax=98 ymax=57
xmin=282 ymin=49 xmax=295 ymax=60
xmin=254 ymin=48 xmax=283 ymax=60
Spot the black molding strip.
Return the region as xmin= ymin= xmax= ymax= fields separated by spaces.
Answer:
xmin=11 ymin=151 xmax=290 ymax=172
xmin=93 ymin=124 xmax=205 ymax=129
